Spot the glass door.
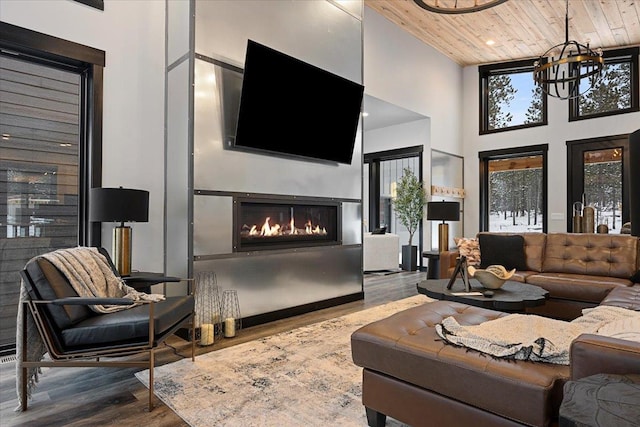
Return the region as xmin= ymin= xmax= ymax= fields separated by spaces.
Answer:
xmin=567 ymin=136 xmax=630 ymax=233
xmin=380 ymin=156 xmax=421 ymax=241
xmin=1 ymin=55 xmax=81 ymax=353
xmin=364 ymin=147 xmax=423 ymax=267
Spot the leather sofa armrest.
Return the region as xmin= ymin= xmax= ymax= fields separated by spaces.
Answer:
xmin=570 ymin=333 xmax=640 ymax=380
xmin=439 ymin=250 xmax=460 ymax=279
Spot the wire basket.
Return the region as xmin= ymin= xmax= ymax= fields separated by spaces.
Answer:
xmin=194 ymin=271 xmax=222 ymax=345
xmin=221 ymin=290 xmax=241 ymax=338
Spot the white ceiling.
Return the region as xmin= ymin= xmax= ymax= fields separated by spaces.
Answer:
xmin=363 ymin=95 xmax=427 ymax=132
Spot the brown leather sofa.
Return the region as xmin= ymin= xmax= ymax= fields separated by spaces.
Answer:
xmin=351 ymin=285 xmax=640 ymax=427
xmin=439 ymin=232 xmax=640 ymax=320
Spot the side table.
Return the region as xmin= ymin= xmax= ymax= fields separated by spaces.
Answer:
xmin=422 ymin=251 xmax=440 ymax=279
xmin=122 ymin=271 xmax=181 ymax=293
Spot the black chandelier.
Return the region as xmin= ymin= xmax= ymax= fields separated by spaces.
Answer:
xmin=413 ymin=0 xmax=508 ymax=14
xmin=533 ymin=0 xmax=604 ymax=100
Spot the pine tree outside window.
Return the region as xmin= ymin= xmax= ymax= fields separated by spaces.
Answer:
xmin=478 ymin=145 xmax=548 ymax=233
xmin=480 ymin=59 xmax=547 ymax=134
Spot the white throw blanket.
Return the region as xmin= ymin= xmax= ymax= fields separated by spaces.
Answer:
xmin=435 ymin=305 xmax=640 ymax=365
xmin=15 ymin=247 xmax=165 ymax=411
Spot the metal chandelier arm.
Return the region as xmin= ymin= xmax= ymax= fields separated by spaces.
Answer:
xmin=532 ymin=0 xmax=604 ymax=100
xmin=412 ymin=0 xmax=508 ymax=15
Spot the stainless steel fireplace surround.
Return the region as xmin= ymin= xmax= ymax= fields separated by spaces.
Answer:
xmin=192 ymin=190 xmax=362 ymax=321
xmin=165 ymin=0 xmax=363 ymax=325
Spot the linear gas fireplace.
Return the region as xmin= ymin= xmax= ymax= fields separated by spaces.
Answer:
xmin=234 ymin=197 xmax=341 ymax=252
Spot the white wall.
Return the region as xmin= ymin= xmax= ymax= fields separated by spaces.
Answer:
xmin=1 ymin=0 xmax=167 ymax=273
xmin=462 ymin=64 xmax=640 ymax=236
xmin=363 ymin=7 xmax=463 ymax=250
xmin=363 ymin=7 xmax=463 ymax=156
xmin=365 ymin=119 xmax=431 ymax=154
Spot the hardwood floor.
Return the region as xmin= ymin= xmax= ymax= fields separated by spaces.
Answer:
xmin=0 ymin=271 xmax=426 ymax=426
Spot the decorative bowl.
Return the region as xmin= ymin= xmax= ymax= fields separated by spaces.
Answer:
xmin=467 ymin=265 xmax=516 ymax=289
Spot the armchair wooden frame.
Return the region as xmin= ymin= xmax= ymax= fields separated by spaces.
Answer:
xmin=18 ymin=264 xmax=195 ymax=412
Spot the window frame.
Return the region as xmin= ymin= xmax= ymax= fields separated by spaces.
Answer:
xmin=479 ymin=59 xmax=548 ymax=135
xmin=569 ymin=47 xmax=640 ymax=122
xmin=0 ymin=21 xmax=105 ymax=246
xmin=478 ymin=144 xmax=549 ymax=233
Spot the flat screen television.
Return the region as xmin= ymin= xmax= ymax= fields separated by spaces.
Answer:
xmin=232 ymin=40 xmax=364 ymax=165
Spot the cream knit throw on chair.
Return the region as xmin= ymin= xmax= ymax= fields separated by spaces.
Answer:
xmin=42 ymin=247 xmax=164 ymax=313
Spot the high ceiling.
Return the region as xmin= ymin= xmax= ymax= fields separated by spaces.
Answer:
xmin=364 ymin=0 xmax=640 ymax=66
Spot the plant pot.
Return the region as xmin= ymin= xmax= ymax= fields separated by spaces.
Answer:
xmin=401 ymin=245 xmax=418 ymax=271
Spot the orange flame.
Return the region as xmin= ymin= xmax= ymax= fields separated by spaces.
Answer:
xmin=242 ymin=217 xmax=328 ymax=238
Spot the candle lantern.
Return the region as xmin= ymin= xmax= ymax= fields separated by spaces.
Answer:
xmin=194 ymin=271 xmax=222 ymax=345
xmin=221 ymin=290 xmax=241 ymax=338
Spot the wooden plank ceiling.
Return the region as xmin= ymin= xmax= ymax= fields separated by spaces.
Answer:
xmin=364 ymin=0 xmax=640 ymax=66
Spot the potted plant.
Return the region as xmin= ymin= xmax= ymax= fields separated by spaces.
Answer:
xmin=393 ymin=168 xmax=427 ymax=271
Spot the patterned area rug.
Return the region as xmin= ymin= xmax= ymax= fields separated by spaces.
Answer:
xmin=136 ymin=295 xmax=430 ymax=426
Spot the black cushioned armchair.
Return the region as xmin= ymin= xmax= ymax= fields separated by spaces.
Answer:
xmin=18 ymin=249 xmax=195 ymax=411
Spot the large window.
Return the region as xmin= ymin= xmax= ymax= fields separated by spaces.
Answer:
xmin=479 ymin=59 xmax=547 ymax=134
xmin=569 ymin=47 xmax=639 ymax=121
xmin=0 ymin=23 xmax=104 ymax=355
xmin=479 ymin=145 xmax=548 ymax=233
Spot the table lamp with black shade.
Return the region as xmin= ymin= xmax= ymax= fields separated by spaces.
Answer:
xmin=90 ymin=187 xmax=149 ymax=276
xmin=427 ymin=201 xmax=460 ymax=252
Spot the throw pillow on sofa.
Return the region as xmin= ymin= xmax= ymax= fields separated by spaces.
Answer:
xmin=454 ymin=237 xmax=481 ymax=266
xmin=478 ymin=234 xmax=527 ymax=271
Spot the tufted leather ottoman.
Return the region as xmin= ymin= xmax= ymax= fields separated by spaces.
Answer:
xmin=351 ymin=300 xmax=570 ymax=427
